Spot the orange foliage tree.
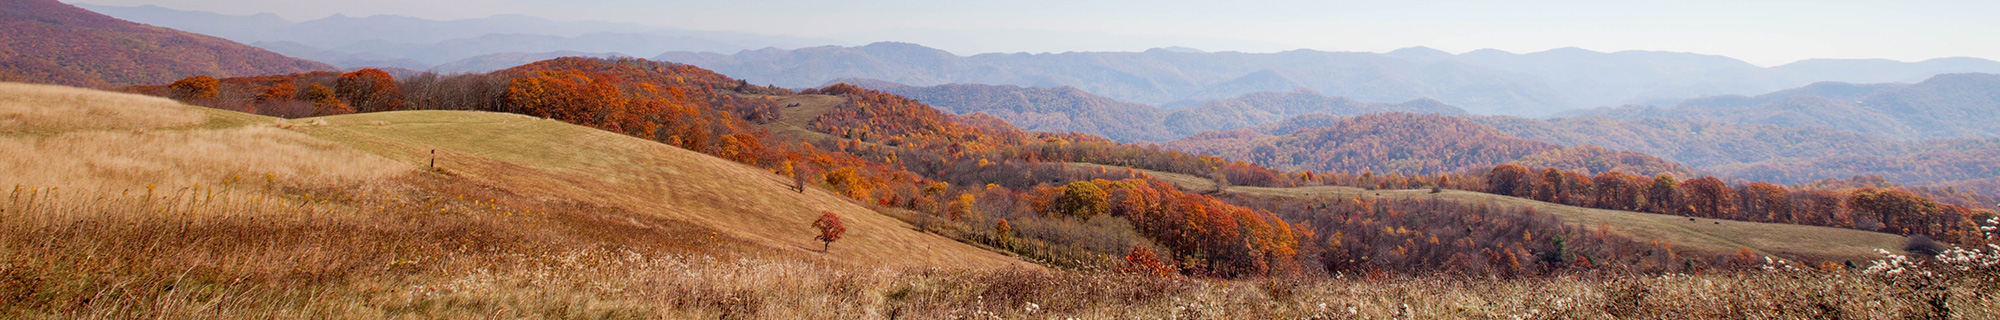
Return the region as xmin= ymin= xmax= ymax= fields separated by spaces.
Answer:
xmin=1119 ymin=245 xmax=1178 ymax=277
xmin=167 ymin=75 xmax=218 ymax=101
xmin=335 ymin=69 xmax=405 ymax=112
xmin=301 ymin=83 xmax=351 ymax=116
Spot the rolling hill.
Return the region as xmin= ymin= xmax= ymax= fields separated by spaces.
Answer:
xmin=1061 ymin=162 xmax=1907 ymax=263
xmin=0 ymin=81 xmax=1028 ymax=271
xmin=298 ymin=110 xmax=1033 ymax=269
xmin=1561 ymin=73 xmax=2000 ymax=140
xmin=1164 ymin=113 xmax=1562 ymax=175
xmin=0 ymin=0 xmax=332 ymax=88
xmin=4 ymin=80 xmax=1981 ymax=319
xmin=1472 ymin=115 xmax=2000 ymax=189
xmin=846 ymin=80 xmax=1178 ymax=141
xmin=852 ymin=80 xmax=1465 ymax=142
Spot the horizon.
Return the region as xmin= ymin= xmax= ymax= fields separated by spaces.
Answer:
xmin=65 ymin=0 xmax=2000 ymax=67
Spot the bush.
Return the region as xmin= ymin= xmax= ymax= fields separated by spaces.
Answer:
xmin=1904 ymin=235 xmax=1947 ymax=257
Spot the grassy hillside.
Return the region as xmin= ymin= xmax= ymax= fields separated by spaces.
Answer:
xmin=0 ymin=82 xmax=1037 ymax=317
xmin=4 ymin=82 xmax=1994 ymax=318
xmin=1064 ymin=162 xmax=1907 ymax=263
xmin=293 ymin=110 xmax=1030 ymax=269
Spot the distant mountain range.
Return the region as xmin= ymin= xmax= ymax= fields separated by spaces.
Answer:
xmin=1141 ymin=108 xmax=2000 ymax=193
xmin=1469 ymin=114 xmax=2000 ymax=188
xmin=1558 ymin=73 xmax=2000 ymax=140
xmin=74 ymin=3 xmax=843 ymax=72
xmin=1164 ymin=113 xmax=1563 ymax=175
xmin=0 ymin=0 xmax=331 ymax=87
xmin=74 ymin=4 xmax=2000 ymax=116
xmin=849 ymin=80 xmax=1461 ymax=142
xmin=659 ymin=42 xmax=2000 ymax=116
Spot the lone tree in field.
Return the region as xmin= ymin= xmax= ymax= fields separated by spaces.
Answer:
xmin=812 ymin=210 xmax=846 ymax=251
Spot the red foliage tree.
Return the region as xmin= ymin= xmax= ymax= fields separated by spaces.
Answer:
xmin=812 ymin=210 xmax=846 ymax=251
xmin=1119 ymin=245 xmax=1178 ymax=277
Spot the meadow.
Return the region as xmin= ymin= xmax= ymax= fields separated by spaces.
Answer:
xmin=1 ymin=82 xmax=1995 ymax=318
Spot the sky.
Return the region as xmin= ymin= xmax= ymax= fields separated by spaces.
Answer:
xmin=67 ymin=0 xmax=2000 ymax=66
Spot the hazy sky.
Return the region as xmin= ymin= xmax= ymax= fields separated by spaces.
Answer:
xmin=69 ymin=0 xmax=2000 ymax=66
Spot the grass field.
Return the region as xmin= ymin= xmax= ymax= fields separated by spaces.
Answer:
xmin=1064 ymin=162 xmax=1909 ymax=263
xmin=293 ymin=110 xmax=1033 ymax=270
xmin=0 ymin=83 xmax=1990 ymax=318
xmin=0 ymin=83 xmax=1033 ymax=317
xmin=746 ymin=93 xmax=847 ymax=142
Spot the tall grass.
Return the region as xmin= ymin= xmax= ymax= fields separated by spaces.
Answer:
xmin=6 ymin=181 xmax=1991 ymax=319
xmin=0 ymin=126 xmax=405 ymax=197
xmin=0 ymin=82 xmax=206 ymax=133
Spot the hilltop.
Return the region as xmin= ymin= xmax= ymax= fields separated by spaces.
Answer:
xmin=852 ymin=81 xmax=1464 ymax=142
xmin=0 ymin=0 xmax=331 ymax=87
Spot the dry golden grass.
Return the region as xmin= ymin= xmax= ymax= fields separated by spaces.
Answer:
xmin=1065 ymin=162 xmax=1908 ymax=263
xmin=0 ymin=127 xmax=408 ymax=196
xmin=2 ymin=84 xmax=1991 ymax=318
xmin=746 ymin=93 xmax=847 ymax=141
xmin=0 ymin=82 xmax=207 ymax=133
xmin=291 ymin=110 xmax=1035 ymax=271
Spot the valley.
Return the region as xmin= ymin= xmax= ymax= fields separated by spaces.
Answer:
xmin=1064 ymin=163 xmax=1904 ymax=263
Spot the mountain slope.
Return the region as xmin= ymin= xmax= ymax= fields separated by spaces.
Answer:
xmin=853 ymin=80 xmax=1467 ymax=142
xmin=433 ymin=51 xmax=631 ymax=73
xmin=0 ymin=81 xmax=1027 ymax=270
xmin=1160 ymin=88 xmax=1466 ymax=137
xmin=1471 ymin=115 xmax=2000 ymax=190
xmin=298 ymin=110 xmax=1030 ymax=269
xmin=1562 ymin=73 xmax=2000 ymax=140
xmin=848 ymin=80 xmax=1176 ymax=141
xmin=0 ymin=0 xmax=332 ymax=87
xmin=1162 ymin=113 xmax=1700 ymax=179
xmin=1166 ymin=113 xmax=1559 ymax=175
